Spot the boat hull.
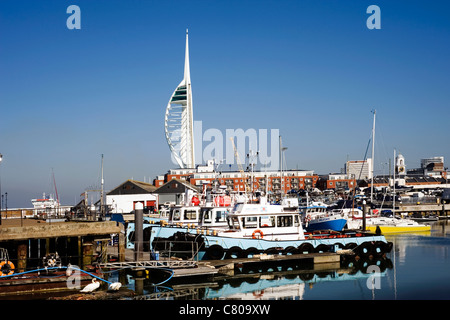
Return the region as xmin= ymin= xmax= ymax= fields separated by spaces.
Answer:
xmin=306 ymin=218 xmax=347 ymax=232
xmin=366 ymin=225 xmax=431 ymax=234
xmin=151 ymin=230 xmax=391 ymax=261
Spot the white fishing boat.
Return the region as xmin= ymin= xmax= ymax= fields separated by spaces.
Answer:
xmin=126 ymin=189 xmax=233 ymax=249
xmin=151 ymin=197 xmax=392 ymax=260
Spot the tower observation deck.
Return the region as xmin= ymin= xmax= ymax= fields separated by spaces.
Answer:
xmin=164 ymin=30 xmax=195 ymax=169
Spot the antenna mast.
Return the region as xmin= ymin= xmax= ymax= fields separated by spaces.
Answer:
xmin=370 ymin=109 xmax=376 ymax=203
xmin=101 ymin=154 xmax=104 ymax=215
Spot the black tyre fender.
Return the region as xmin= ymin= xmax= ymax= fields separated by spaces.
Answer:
xmin=372 ymin=241 xmax=387 ymax=256
xmin=298 ymin=242 xmax=314 ymax=254
xmin=243 ymin=247 xmax=259 ymax=258
xmin=206 ymin=244 xmax=224 ymax=260
xmin=225 ymin=246 xmax=244 ymax=259
xmin=315 ymin=244 xmax=330 ymax=253
xmin=283 ymin=246 xmax=298 ymax=255
xmin=355 ymin=242 xmax=373 ymax=258
xmin=263 ymin=247 xmax=279 ymax=255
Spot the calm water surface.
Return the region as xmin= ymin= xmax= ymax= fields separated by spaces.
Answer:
xmin=122 ymin=220 xmax=450 ymax=300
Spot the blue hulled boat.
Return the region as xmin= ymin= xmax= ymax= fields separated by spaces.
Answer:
xmin=300 ymin=202 xmax=348 ymax=232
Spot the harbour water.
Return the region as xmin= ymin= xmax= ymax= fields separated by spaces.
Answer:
xmin=116 ymin=220 xmax=450 ymax=300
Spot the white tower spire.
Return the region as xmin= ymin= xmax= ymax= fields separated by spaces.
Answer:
xmin=165 ymin=30 xmax=195 ymax=169
xmin=184 ymin=29 xmax=190 ymax=84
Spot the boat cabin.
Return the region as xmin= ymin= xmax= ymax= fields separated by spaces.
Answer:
xmin=199 ymin=207 xmax=229 ymax=227
xmin=168 ymin=205 xmax=229 ymax=228
xmin=169 ymin=206 xmax=201 ymax=224
xmin=222 ymin=201 xmax=305 ymax=241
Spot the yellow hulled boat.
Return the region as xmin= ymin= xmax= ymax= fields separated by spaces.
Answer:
xmin=365 ymin=217 xmax=431 ymax=234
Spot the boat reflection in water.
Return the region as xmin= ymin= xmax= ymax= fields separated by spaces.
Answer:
xmin=122 ymin=256 xmax=392 ymax=300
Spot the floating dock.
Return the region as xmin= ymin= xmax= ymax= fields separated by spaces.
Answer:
xmin=103 ymin=247 xmax=348 ymax=280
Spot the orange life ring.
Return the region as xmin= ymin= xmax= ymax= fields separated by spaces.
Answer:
xmin=0 ymin=260 xmax=15 ymax=277
xmin=252 ymin=230 xmax=264 ymax=239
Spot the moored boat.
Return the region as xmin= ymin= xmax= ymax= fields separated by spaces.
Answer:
xmin=300 ymin=202 xmax=347 ymax=232
xmin=151 ymin=197 xmax=392 ymax=260
xmin=343 ymin=208 xmax=431 ymax=233
xmin=364 ymin=216 xmax=431 ymax=234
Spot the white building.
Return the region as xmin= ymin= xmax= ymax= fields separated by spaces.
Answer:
xmin=106 ymin=180 xmax=158 ymax=214
xmin=345 ymin=159 xmax=373 ymax=180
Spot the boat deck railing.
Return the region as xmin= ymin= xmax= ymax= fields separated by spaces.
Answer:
xmin=98 ymin=259 xmax=197 ymax=269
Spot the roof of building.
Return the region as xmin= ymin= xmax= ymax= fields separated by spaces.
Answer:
xmin=107 ymin=179 xmax=157 ymax=195
xmin=153 ymin=178 xmax=200 ymax=194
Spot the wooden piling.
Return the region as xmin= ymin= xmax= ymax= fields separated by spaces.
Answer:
xmin=17 ymin=242 xmax=27 ymax=272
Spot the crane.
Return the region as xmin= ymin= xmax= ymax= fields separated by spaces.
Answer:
xmin=229 ymin=138 xmax=249 ymax=193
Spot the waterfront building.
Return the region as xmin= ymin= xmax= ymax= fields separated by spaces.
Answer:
xmin=345 ymin=159 xmax=372 ymax=180
xmin=106 ymin=180 xmax=157 ymax=214
xmin=316 ymin=173 xmax=357 ymax=191
xmin=153 ymin=159 xmax=317 ymax=195
xmin=153 ymin=178 xmax=199 ymax=206
xmin=420 ymin=156 xmax=446 ymax=178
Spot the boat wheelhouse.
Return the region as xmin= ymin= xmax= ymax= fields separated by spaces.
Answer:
xmin=222 ymin=200 xmax=304 ymax=241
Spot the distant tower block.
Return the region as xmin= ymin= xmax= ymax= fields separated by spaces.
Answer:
xmin=164 ymin=30 xmax=195 ymax=169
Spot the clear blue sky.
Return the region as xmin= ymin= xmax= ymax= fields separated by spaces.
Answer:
xmin=1 ymin=0 xmax=449 ymax=208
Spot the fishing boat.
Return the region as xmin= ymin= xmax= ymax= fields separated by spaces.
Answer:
xmin=151 ymin=197 xmax=392 ymax=260
xmin=126 ymin=190 xmax=233 ymax=249
xmin=300 ymin=201 xmax=347 ymax=232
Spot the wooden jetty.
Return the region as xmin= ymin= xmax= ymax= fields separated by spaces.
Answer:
xmin=0 ymin=218 xmax=126 ymax=295
xmin=0 ymin=219 xmax=126 ymax=270
xmin=103 ymin=247 xmax=346 ymax=280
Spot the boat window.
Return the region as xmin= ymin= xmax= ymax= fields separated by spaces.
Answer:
xmin=172 ymin=209 xmax=181 ymax=221
xmin=241 ymin=216 xmax=258 ymax=229
xmin=215 ymin=210 xmax=227 ymax=223
xmin=294 ymin=215 xmax=300 ymax=227
xmin=201 ymin=209 xmax=227 ymax=224
xmin=260 ymin=216 xmax=275 ymax=228
xmin=233 ymin=203 xmax=244 ymax=213
xmin=183 ymin=209 xmax=197 ymax=220
xmin=227 ymin=216 xmax=240 ymax=229
xmin=201 ymin=209 xmax=212 ymax=224
xmin=277 ymin=215 xmax=293 ymax=227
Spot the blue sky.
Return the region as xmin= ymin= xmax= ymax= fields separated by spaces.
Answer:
xmin=1 ymin=0 xmax=449 ymax=208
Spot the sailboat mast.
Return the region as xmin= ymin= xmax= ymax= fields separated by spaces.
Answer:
xmin=52 ymin=168 xmax=59 ymax=206
xmin=370 ymin=109 xmax=376 ymax=203
xmin=100 ymin=154 xmax=104 ymax=214
xmin=393 ymin=148 xmax=396 ymax=216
